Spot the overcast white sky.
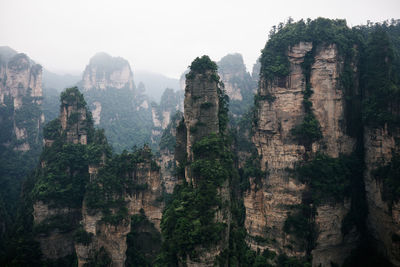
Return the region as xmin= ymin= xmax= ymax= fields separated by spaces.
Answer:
xmin=0 ymin=0 xmax=399 ymax=78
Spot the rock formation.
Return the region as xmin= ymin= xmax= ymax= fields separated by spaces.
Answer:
xmin=31 ymin=87 xmax=163 ymax=266
xmin=151 ymin=88 xmax=183 ymax=146
xmin=217 ymin=53 xmax=255 ymax=103
xmin=245 ymin=21 xmax=363 ymax=265
xmin=0 ymin=46 xmax=44 ymax=151
xmin=79 ymin=52 xmax=153 ymax=152
xmin=82 ymin=52 xmax=134 ymax=92
xmin=160 ymin=55 xmax=231 ymax=266
xmin=0 ymin=47 xmax=44 ymax=249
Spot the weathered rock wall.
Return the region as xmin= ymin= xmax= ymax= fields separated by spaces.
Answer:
xmin=82 ymin=52 xmax=134 ymax=91
xmin=364 ymin=126 xmax=400 ymax=266
xmin=77 ymin=152 xmax=163 ymax=267
xmin=0 ymin=51 xmax=43 ymax=151
xmin=184 ymin=70 xmax=219 ymax=169
xmin=247 ymin=42 xmax=358 ymax=266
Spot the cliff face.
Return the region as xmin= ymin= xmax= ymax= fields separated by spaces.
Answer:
xmin=364 ymin=127 xmax=400 ymax=265
xmin=158 ymin=111 xmax=183 ymax=194
xmin=77 ymin=146 xmax=163 ymax=267
xmin=82 ymin=52 xmax=134 ymax=91
xmin=0 ymin=47 xmax=44 ymax=248
xmin=31 ymin=87 xmax=163 ymax=266
xmin=247 ymin=42 xmax=358 ymax=266
xmin=33 ymin=87 xmax=92 ymax=260
xmin=160 ymin=56 xmax=231 ymax=266
xmin=183 ymin=70 xmax=220 ymax=169
xmin=0 ymin=47 xmax=43 ymax=151
xmin=151 ymin=88 xmax=184 ymax=146
xmin=217 ymin=53 xmax=250 ymax=101
xmin=217 ymin=53 xmax=256 ymax=118
xmin=80 ymin=53 xmax=153 ymax=152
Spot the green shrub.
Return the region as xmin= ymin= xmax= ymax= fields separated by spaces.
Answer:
xmin=74 ymin=228 xmax=93 ymax=245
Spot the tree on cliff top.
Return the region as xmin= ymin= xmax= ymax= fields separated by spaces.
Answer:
xmin=186 ymin=55 xmax=218 ymax=79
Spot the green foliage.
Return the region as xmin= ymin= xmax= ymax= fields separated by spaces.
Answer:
xmin=260 ymin=18 xmax=355 ymax=82
xmin=43 ymin=119 xmax=61 ymax=140
xmin=283 ymin=205 xmax=317 ymax=252
xmin=32 ymin=88 xmax=110 ymax=209
xmin=218 ymin=86 xmax=229 ymax=133
xmin=85 ymin=146 xmax=155 ymax=223
xmin=240 ymin=154 xmax=266 ymax=191
xmin=126 ymin=212 xmax=162 ymax=267
xmin=296 ymin=153 xmax=359 ymax=205
xmin=157 ymin=183 xmax=226 ymax=263
xmin=361 ymin=23 xmax=400 ymax=128
xmin=60 ymin=87 xmax=87 ymax=108
xmin=1 ymin=173 xmax=44 ymax=266
xmin=186 ymin=55 xmax=218 ymax=79
xmin=101 ymin=206 xmax=129 ymax=226
xmin=290 ymin=48 xmax=323 ymax=148
xmin=157 ymin=132 xmax=236 ymax=264
xmin=74 ymin=227 xmax=93 ymax=245
xmin=217 ymin=53 xmax=257 ymax=118
xmin=32 ymin=142 xmax=90 ymax=208
xmin=159 ymin=112 xmax=182 ymax=152
xmin=159 ymin=130 xmax=175 ymax=151
xmin=83 ymin=86 xmax=153 ymax=153
xmin=84 ymin=247 xmax=111 ymax=267
xmin=291 ymin=114 xmax=322 ymax=146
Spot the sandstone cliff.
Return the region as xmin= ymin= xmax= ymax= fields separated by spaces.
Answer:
xmin=151 ymin=88 xmax=184 ymax=146
xmin=364 ymin=127 xmax=400 ymax=265
xmin=247 ymin=40 xmax=359 ymax=266
xmin=0 ymin=47 xmax=44 ymax=248
xmin=82 ymin=52 xmax=134 ymax=92
xmin=32 ymin=87 xmax=164 ymax=266
xmin=0 ymin=46 xmax=43 ymax=152
xmin=79 ymin=53 xmax=153 ymax=152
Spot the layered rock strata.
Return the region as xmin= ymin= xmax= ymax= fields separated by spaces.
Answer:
xmin=247 ymin=42 xmax=358 ymax=266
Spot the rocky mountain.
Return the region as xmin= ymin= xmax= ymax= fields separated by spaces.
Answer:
xmin=240 ymin=18 xmax=400 ymax=266
xmin=180 ymin=53 xmax=258 ymax=119
xmin=150 ymin=88 xmax=184 ymax=147
xmin=0 ymin=46 xmax=44 ymax=253
xmin=5 ymin=87 xmax=164 ymax=266
xmin=217 ymin=53 xmax=257 ymax=117
xmin=78 ymin=53 xmax=183 ymax=153
xmin=78 ymin=52 xmax=153 ymax=152
xmin=2 ymin=18 xmax=400 ymax=267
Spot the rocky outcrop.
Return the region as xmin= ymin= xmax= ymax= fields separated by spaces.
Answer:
xmin=82 ymin=52 xmax=134 ymax=91
xmin=247 ymin=42 xmax=358 ymax=265
xmin=151 ymin=88 xmax=184 ymax=146
xmin=170 ymin=56 xmax=231 ymax=266
xmin=0 ymin=47 xmax=43 ymax=151
xmin=59 ymin=90 xmax=91 ymax=145
xmin=184 ymin=70 xmax=220 ymax=170
xmin=79 ymin=53 xmax=154 ymax=152
xmin=364 ymin=126 xmax=400 ymax=265
xmin=217 ymin=53 xmax=255 ymax=101
xmin=77 ymin=149 xmax=163 ymax=267
xmin=159 ymin=111 xmax=183 ymax=194
xmin=246 ymin=42 xmax=311 ymax=257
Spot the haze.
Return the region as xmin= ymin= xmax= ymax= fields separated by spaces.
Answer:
xmin=0 ymin=0 xmax=399 ymax=78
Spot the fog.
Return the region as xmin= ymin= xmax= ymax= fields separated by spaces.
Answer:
xmin=0 ymin=0 xmax=399 ymax=78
